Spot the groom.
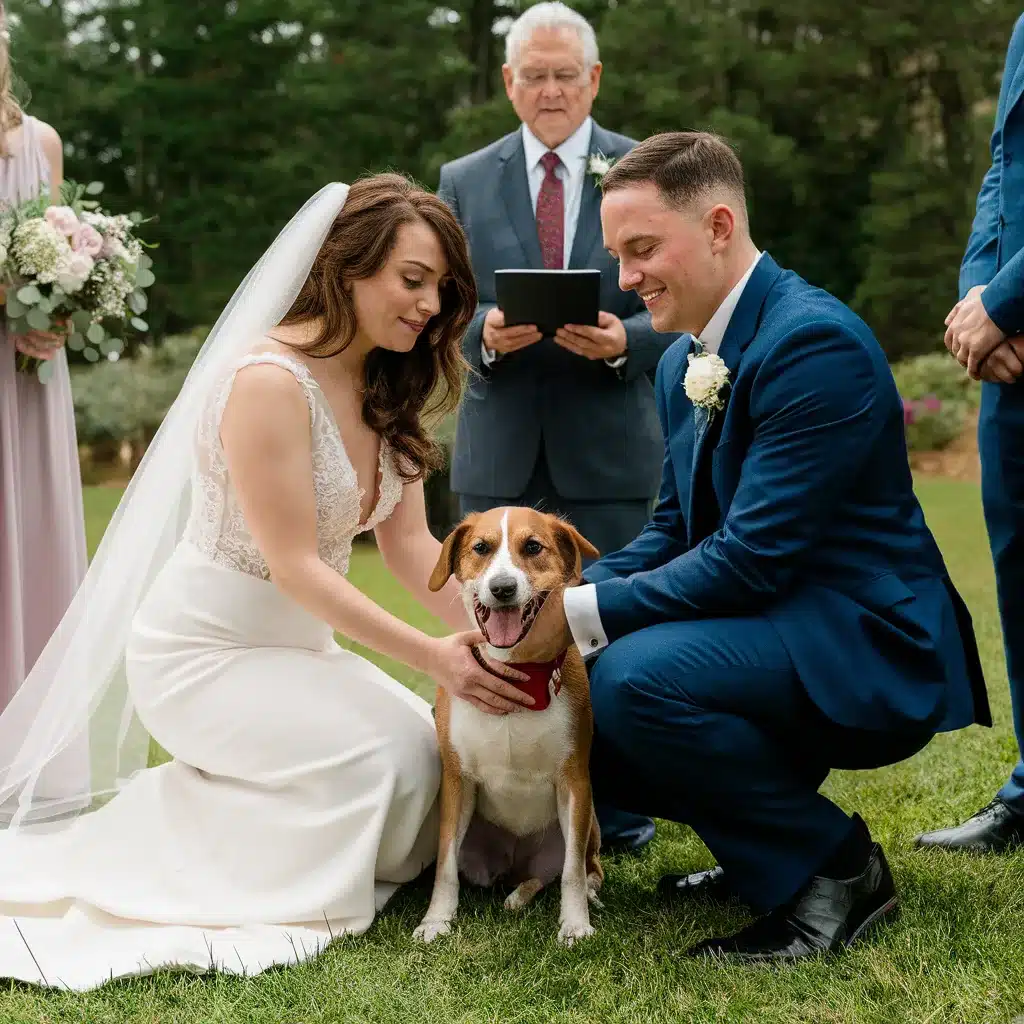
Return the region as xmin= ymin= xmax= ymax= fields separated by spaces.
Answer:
xmin=516 ymin=131 xmax=991 ymax=961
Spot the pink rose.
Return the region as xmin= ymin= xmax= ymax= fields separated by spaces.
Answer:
xmin=71 ymin=223 xmax=103 ymax=257
xmin=44 ymin=205 xmax=80 ymax=236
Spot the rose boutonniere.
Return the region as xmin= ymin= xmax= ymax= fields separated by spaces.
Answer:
xmin=683 ymin=341 xmax=730 ymax=425
xmin=587 ymin=151 xmax=615 ymax=183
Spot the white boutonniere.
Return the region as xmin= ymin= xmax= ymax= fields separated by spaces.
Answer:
xmin=683 ymin=341 xmax=730 ymax=424
xmin=587 ymin=151 xmax=615 ymax=182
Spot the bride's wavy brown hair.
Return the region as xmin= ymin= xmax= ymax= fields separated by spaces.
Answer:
xmin=279 ymin=172 xmax=476 ymax=482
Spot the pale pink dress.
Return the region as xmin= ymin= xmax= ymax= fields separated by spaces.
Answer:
xmin=0 ymin=115 xmax=87 ymax=708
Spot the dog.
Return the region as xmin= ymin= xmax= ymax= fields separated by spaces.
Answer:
xmin=413 ymin=507 xmax=604 ymax=946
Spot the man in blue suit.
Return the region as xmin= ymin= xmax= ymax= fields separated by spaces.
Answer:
xmin=919 ymin=13 xmax=1024 ymax=853
xmin=514 ymin=131 xmax=990 ymax=961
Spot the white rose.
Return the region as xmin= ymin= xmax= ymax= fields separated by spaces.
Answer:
xmin=683 ymin=352 xmax=730 ymax=409
xmin=589 ymin=154 xmax=612 ymax=176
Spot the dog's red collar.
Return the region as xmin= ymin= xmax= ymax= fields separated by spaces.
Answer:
xmin=510 ymin=651 xmax=566 ymax=712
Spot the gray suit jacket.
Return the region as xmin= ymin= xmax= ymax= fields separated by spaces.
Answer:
xmin=438 ymin=121 xmax=677 ymax=502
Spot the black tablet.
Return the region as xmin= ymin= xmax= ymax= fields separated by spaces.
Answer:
xmin=494 ymin=268 xmax=601 ymax=337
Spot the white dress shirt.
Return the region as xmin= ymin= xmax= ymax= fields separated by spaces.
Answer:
xmin=482 ymin=117 xmax=625 ymax=369
xmin=562 ymin=250 xmax=764 ymax=655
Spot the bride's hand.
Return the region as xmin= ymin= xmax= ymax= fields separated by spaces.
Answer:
xmin=424 ymin=631 xmax=535 ymax=715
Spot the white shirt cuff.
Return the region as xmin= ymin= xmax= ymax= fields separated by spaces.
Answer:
xmin=604 ymin=354 xmax=627 ymax=369
xmin=563 ymin=584 xmax=608 ymax=655
xmin=481 ymin=340 xmax=500 ymax=366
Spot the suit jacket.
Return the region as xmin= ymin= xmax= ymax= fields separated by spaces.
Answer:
xmin=438 ymin=121 xmax=677 ymax=501
xmin=961 ymin=12 xmax=1024 ymax=330
xmin=584 ymin=254 xmax=990 ymax=746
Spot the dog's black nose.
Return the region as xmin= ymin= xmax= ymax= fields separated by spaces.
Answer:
xmin=488 ymin=576 xmax=518 ymax=603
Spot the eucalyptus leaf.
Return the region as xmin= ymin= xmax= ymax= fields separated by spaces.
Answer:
xmin=16 ymin=285 xmax=42 ymax=305
xmin=85 ymin=181 xmax=104 ymax=195
xmin=87 ymin=323 xmax=106 ymax=344
xmin=26 ymin=308 xmax=51 ymax=331
xmin=99 ymin=337 xmax=116 ymax=355
xmin=131 ymin=317 xmax=149 ymax=332
xmin=36 ymin=361 xmax=55 ymax=384
xmin=67 ymin=332 xmax=85 ymax=352
xmin=6 ymin=296 xmax=25 ymax=318
xmin=35 ymin=295 xmax=53 ymax=314
xmin=71 ymin=310 xmax=92 ymax=333
xmin=136 ymin=268 xmax=156 ymax=289
xmin=138 ymin=253 xmax=153 ymax=271
xmin=130 ymin=211 xmax=143 ymax=224
xmin=83 ymin=346 xmax=100 ymax=362
xmin=129 ymin=290 xmax=148 ymax=314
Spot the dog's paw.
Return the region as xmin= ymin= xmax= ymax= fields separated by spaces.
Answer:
xmin=504 ymin=879 xmax=544 ymax=911
xmin=557 ymin=919 xmax=595 ymax=946
xmin=413 ymin=919 xmax=452 ymax=943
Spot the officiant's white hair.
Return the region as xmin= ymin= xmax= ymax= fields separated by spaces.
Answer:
xmin=504 ymin=2 xmax=599 ymax=69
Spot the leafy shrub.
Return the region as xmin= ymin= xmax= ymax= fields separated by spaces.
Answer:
xmin=72 ymin=328 xmax=206 ymax=447
xmin=901 ymin=395 xmax=967 ymax=452
xmin=892 ymin=352 xmax=978 ymax=453
xmin=891 ymin=352 xmax=980 ymax=410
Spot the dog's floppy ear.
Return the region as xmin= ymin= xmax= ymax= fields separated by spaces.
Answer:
xmin=428 ymin=517 xmax=475 ymax=592
xmin=551 ymin=518 xmax=600 ymax=580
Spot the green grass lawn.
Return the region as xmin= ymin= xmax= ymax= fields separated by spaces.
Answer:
xmin=6 ymin=478 xmax=1022 ymax=1022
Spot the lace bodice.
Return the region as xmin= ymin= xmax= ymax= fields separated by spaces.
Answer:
xmin=184 ymin=352 xmax=403 ymax=579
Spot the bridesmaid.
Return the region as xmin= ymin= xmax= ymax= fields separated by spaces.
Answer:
xmin=0 ymin=9 xmax=88 ymax=709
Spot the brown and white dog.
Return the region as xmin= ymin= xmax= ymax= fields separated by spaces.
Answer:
xmin=413 ymin=507 xmax=604 ymax=946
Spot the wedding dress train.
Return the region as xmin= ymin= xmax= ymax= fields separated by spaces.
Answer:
xmin=0 ymin=352 xmax=441 ymax=989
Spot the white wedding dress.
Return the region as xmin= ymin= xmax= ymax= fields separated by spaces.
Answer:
xmin=0 ymin=351 xmax=441 ymax=990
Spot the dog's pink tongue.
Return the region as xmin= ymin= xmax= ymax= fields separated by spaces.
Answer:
xmin=486 ymin=608 xmax=524 ymax=648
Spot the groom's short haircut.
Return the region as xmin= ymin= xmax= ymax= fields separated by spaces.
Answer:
xmin=601 ymin=131 xmax=746 ymax=214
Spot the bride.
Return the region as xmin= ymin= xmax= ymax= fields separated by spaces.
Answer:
xmin=0 ymin=174 xmax=535 ymax=990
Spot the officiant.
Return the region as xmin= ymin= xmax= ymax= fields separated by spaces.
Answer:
xmin=438 ymin=1 xmax=675 ymax=563
xmin=437 ymin=1 xmax=674 ymax=854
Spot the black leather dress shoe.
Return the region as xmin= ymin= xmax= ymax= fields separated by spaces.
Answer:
xmin=657 ymin=865 xmax=736 ymax=905
xmin=686 ymin=843 xmax=897 ymax=962
xmin=601 ymin=818 xmax=657 ymax=856
xmin=914 ymin=799 xmax=1024 ymax=853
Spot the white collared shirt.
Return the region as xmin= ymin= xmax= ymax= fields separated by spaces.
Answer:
xmin=520 ymin=115 xmax=593 ymax=270
xmin=696 ymin=250 xmax=762 ymax=355
xmin=562 ymin=250 xmax=764 ymax=655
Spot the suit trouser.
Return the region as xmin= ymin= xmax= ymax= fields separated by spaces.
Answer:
xmin=586 ymin=616 xmax=933 ymax=912
xmin=456 ymin=450 xmax=655 ymax=846
xmin=979 ymin=380 xmax=1024 ymax=812
xmin=455 ymin=449 xmax=652 ymax=565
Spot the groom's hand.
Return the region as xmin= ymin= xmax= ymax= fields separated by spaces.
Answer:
xmin=555 ymin=312 xmax=627 ymax=360
xmin=512 ymin=585 xmax=574 ymax=663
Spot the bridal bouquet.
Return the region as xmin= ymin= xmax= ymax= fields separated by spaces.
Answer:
xmin=1 ymin=180 xmax=155 ymax=381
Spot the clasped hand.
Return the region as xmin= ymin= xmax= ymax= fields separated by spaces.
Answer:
xmin=943 ymin=285 xmax=1024 ymax=382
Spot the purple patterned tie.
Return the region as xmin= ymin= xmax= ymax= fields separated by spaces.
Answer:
xmin=536 ymin=151 xmax=564 ymax=269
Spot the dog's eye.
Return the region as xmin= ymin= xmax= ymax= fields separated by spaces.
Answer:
xmin=522 ymin=539 xmax=543 ymax=556
xmin=472 ymin=540 xmax=490 ymax=555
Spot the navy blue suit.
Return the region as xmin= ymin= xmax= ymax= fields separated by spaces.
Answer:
xmin=962 ymin=13 xmax=1024 ymax=813
xmin=582 ymin=254 xmax=990 ymax=911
